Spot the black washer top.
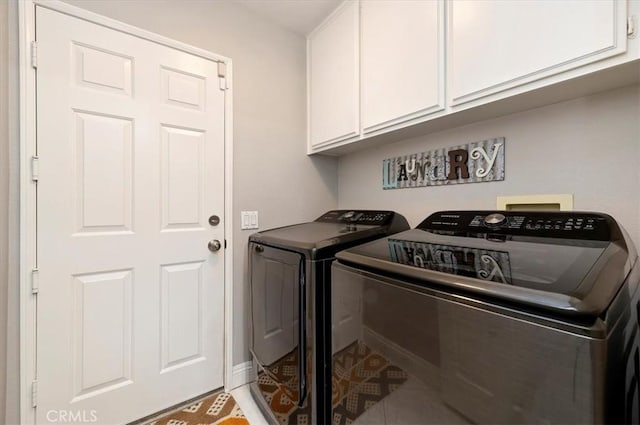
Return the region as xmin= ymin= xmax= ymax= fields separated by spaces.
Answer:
xmin=249 ymin=210 xmax=409 ymax=259
xmin=336 ymin=210 xmax=637 ymax=318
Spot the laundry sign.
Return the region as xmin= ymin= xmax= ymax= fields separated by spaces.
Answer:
xmin=382 ymin=137 xmax=505 ymax=189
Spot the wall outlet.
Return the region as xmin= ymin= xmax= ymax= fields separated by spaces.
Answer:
xmin=241 ymin=211 xmax=259 ymax=230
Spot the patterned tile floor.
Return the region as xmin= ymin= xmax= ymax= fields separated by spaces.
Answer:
xmin=144 ymin=389 xmax=249 ymax=425
xmin=256 ymin=341 xmax=408 ymax=425
xmin=352 ymin=375 xmax=469 ymax=425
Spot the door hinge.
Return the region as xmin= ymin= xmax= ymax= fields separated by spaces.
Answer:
xmin=31 ymin=156 xmax=39 ymax=182
xmin=629 ymin=16 xmax=636 ymax=37
xmin=30 ymin=41 xmax=37 ymax=69
xmin=217 ymin=62 xmax=228 ymax=90
xmin=31 ymin=380 xmax=38 ymax=408
xmin=31 ymin=269 xmax=39 ymax=294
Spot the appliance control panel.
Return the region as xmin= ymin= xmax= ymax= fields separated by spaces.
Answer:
xmin=418 ymin=211 xmax=614 ymax=241
xmin=315 ymin=210 xmax=395 ymax=225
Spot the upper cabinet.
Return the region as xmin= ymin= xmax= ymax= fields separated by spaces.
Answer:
xmin=308 ymin=1 xmax=359 ymax=149
xmin=449 ymin=0 xmax=628 ymax=107
xmin=308 ymin=0 xmax=638 ymax=155
xmin=308 ymin=0 xmax=445 ymax=152
xmin=361 ymin=0 xmax=444 ymax=134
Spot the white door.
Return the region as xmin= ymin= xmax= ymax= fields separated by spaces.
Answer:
xmin=36 ymin=6 xmax=226 ymax=424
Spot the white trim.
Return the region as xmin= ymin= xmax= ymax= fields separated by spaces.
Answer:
xmin=223 ymin=60 xmax=235 ymax=394
xmin=306 ymin=32 xmax=311 ymax=155
xmin=230 ymin=361 xmax=254 ymax=390
xmin=18 ymin=1 xmax=37 ymax=423
xmin=18 ymin=1 xmax=235 ymax=423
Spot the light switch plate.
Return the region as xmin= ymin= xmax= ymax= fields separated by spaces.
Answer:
xmin=241 ymin=211 xmax=259 ymax=230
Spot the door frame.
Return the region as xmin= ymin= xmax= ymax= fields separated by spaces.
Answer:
xmin=18 ymin=1 xmax=235 ymax=423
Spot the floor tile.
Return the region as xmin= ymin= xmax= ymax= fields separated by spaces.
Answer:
xmin=382 ymin=376 xmax=469 ymax=425
xmin=351 ymin=399 xmax=386 ymax=425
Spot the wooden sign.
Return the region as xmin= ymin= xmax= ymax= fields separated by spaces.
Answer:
xmin=382 ymin=137 xmax=505 ymax=189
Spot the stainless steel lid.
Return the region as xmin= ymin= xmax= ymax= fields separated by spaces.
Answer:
xmin=336 ymin=210 xmax=637 ymax=318
xmin=248 ymin=210 xmax=410 ymax=258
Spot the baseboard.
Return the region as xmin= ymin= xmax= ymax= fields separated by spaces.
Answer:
xmin=229 ymin=361 xmax=254 ymax=390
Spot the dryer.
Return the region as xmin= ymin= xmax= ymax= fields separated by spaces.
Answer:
xmin=248 ymin=210 xmax=409 ymax=424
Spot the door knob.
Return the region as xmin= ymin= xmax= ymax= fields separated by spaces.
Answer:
xmin=208 ymin=239 xmax=222 ymax=252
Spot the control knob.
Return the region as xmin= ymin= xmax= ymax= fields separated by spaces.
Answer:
xmin=484 ymin=213 xmax=506 ymax=227
xmin=341 ymin=211 xmax=355 ymax=220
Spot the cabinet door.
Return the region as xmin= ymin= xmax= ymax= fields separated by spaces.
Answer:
xmin=449 ymin=0 xmax=627 ymax=106
xmin=308 ymin=1 xmax=359 ymax=148
xmin=361 ymin=0 xmax=445 ymax=133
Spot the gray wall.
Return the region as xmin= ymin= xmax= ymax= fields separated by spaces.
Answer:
xmin=0 ymin=1 xmax=8 ymax=422
xmin=1 ymin=1 xmax=19 ymax=423
xmin=338 ymin=85 xmax=640 ymax=250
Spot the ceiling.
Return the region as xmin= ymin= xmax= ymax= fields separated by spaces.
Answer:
xmin=236 ymin=0 xmax=342 ymax=36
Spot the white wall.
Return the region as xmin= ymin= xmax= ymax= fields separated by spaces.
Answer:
xmin=338 ymin=85 xmax=640 ymax=250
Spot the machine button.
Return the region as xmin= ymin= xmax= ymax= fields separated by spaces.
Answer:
xmin=341 ymin=211 xmax=355 ymax=220
xmin=484 ymin=213 xmax=506 ymax=227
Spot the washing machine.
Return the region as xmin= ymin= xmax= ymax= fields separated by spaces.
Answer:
xmin=248 ymin=210 xmax=409 ymax=424
xmin=329 ymin=210 xmax=640 ymax=425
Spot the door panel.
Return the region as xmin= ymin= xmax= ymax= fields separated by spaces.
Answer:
xmin=160 ymin=261 xmax=206 ymax=371
xmin=72 ymin=270 xmax=133 ymax=401
xmin=74 ymin=111 xmax=134 ymax=233
xmin=160 ymin=126 xmax=206 ymax=230
xmin=251 ymin=245 xmax=300 ymax=366
xmin=36 ymin=6 xmax=225 ymax=424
